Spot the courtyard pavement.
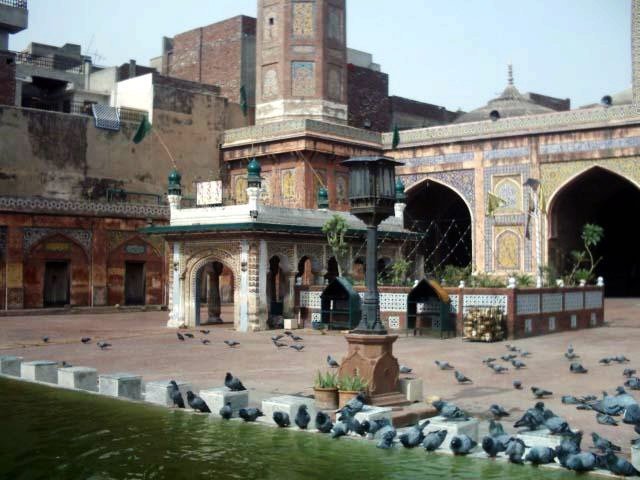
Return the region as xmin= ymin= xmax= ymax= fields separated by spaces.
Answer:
xmin=1 ymin=299 xmax=639 ymax=453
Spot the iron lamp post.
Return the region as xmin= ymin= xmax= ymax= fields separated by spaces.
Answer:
xmin=342 ymin=156 xmax=402 ymax=334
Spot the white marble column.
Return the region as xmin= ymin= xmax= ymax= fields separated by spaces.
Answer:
xmin=167 ymin=241 xmax=184 ymax=328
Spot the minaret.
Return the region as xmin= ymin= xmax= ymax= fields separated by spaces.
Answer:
xmin=255 ymin=0 xmax=347 ymax=125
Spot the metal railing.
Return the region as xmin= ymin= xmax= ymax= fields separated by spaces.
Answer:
xmin=106 ymin=188 xmax=163 ymax=205
xmin=25 ymin=100 xmax=148 ymax=124
xmin=12 ymin=51 xmax=85 ymax=74
xmin=0 ymin=0 xmax=27 ymax=9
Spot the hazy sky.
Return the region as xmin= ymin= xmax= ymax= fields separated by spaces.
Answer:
xmin=11 ymin=0 xmax=631 ymax=111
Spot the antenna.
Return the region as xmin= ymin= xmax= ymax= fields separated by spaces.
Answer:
xmin=84 ymin=33 xmax=105 ymax=63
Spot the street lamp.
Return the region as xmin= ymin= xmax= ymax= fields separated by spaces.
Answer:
xmin=342 ymin=155 xmax=402 ymax=334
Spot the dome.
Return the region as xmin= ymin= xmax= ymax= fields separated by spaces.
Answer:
xmin=454 ymin=65 xmax=554 ymax=124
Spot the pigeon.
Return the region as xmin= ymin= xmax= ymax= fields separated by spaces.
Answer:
xmin=557 ymin=431 xmax=583 ymax=455
xmin=219 ymin=402 xmax=233 ymax=420
xmin=199 ymin=330 xmax=210 ymax=335
xmin=505 ymin=344 xmax=518 ymax=352
xmin=520 ymin=350 xmax=531 ymax=357
xmin=327 ymin=355 xmax=340 ymax=368
xmin=544 ymin=414 xmax=571 ymax=435
xmin=489 ymin=404 xmax=509 ymax=418
xmin=562 ymin=395 xmax=582 ymax=405
xmin=422 ymin=430 xmax=448 ymax=451
xmin=511 ymin=359 xmax=526 ymax=369
xmin=623 ymin=368 xmax=637 ymax=378
xmin=201 ymin=339 xmax=211 ymax=345
xmin=289 ymin=344 xmax=305 ymax=352
xmin=482 ymin=357 xmax=497 ymax=364
xmin=315 ymin=411 xmax=333 ymax=433
xmin=612 ymin=355 xmax=630 ymax=363
xmin=432 ymin=400 xmax=470 ymax=421
xmin=623 ymin=403 xmax=640 ymax=424
xmin=176 ymin=332 xmax=185 ymax=341
xmin=513 ymin=380 xmax=522 ymax=390
xmin=376 ymin=429 xmax=396 ymax=449
xmin=291 ymin=334 xmax=303 ymax=342
xmin=633 ymin=436 xmax=640 ymax=447
xmin=591 ymin=432 xmax=621 ymax=452
xmin=295 ymin=405 xmax=310 ymax=429
xmin=488 ymin=420 xmax=506 ymax=437
xmin=186 ymin=391 xmax=211 ymax=413
xmin=224 ymin=372 xmax=246 ymax=391
xmin=435 ymin=360 xmax=454 ymax=370
xmin=272 ymin=339 xmax=287 ymax=348
xmin=60 ymin=361 xmax=72 ymax=368
xmin=273 ymin=411 xmax=291 ymax=428
xmin=481 ymin=435 xmax=512 ymax=457
xmin=450 ymin=434 xmax=477 ymax=455
xmin=596 ymin=413 xmax=618 ymax=426
xmin=42 ymin=336 xmax=49 ymax=343
xmin=398 ymin=420 xmax=430 ymax=448
xmin=168 ymin=380 xmax=185 ymax=408
xmin=81 ymin=337 xmax=91 ymax=343
xmin=97 ymin=341 xmax=111 ymax=350
xmin=514 ymin=402 xmax=546 ymax=430
xmin=271 ymin=334 xmax=285 ymax=341
xmin=349 ymin=418 xmax=367 ymax=437
xmin=599 ymin=357 xmax=612 ymax=365
xmin=501 ymin=354 xmax=517 ymax=362
xmin=331 ymin=421 xmax=349 ymax=439
xmin=491 ymin=364 xmax=509 ymax=374
xmin=565 ymin=351 xmax=580 ymax=360
xmin=625 ymin=377 xmax=640 ymax=390
xmin=284 ymin=330 xmax=293 ymax=336
xmin=531 ymin=386 xmax=552 ymax=398
xmin=505 ymin=438 xmax=526 ymax=464
xmin=454 ymin=370 xmax=472 ymax=384
xmin=557 ymin=451 xmax=598 ymax=472
xmin=184 ymin=333 xmax=194 ymax=338
xmin=399 ymin=365 xmax=412 ymax=374
xmin=224 ymin=340 xmax=240 ymax=347
xmin=603 ymin=451 xmax=640 ymax=477
xmin=567 ymin=344 xmax=574 ymax=354
xmin=238 ymin=408 xmax=263 ymax=422
xmin=525 ymin=446 xmax=556 ymax=465
xmin=569 ymin=362 xmax=589 ymax=374
xmin=338 ymin=392 xmax=366 ymax=416
xmin=614 ymin=386 xmax=638 ymax=407
xmin=364 ymin=418 xmax=390 ymax=436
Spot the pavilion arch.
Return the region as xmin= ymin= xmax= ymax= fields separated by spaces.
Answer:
xmin=404 ymin=177 xmax=474 ymax=273
xmin=547 ymin=165 xmax=640 ymax=296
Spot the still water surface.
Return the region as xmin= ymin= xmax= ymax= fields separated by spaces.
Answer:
xmin=0 ymin=377 xmax=580 ymax=480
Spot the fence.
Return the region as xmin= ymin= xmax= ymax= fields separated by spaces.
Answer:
xmin=25 ymin=100 xmax=147 ymax=124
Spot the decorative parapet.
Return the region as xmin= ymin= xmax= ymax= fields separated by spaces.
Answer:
xmin=0 ymin=196 xmax=169 ymax=220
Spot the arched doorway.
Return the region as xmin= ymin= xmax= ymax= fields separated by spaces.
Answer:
xmin=267 ymin=255 xmax=288 ymax=328
xmin=404 ymin=180 xmax=473 ymax=274
xmin=296 ymin=256 xmax=314 ymax=285
xmin=548 ymin=166 xmax=640 ymax=296
xmin=194 ymin=260 xmax=235 ymax=325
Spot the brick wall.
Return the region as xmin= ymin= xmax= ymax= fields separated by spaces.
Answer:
xmin=390 ymin=96 xmax=461 ymax=129
xmin=0 ymin=51 xmax=16 ymax=106
xmin=347 ymin=63 xmax=390 ymax=131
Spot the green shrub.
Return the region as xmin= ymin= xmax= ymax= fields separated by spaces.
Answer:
xmin=338 ymin=371 xmax=368 ymax=392
xmin=314 ymin=370 xmax=338 ymax=389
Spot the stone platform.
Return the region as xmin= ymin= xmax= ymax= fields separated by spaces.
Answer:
xmin=99 ymin=373 xmax=142 ymax=400
xmin=145 ymin=380 xmax=192 ymax=407
xmin=516 ymin=428 xmax=570 ymax=449
xmin=424 ymin=416 xmax=479 ymax=448
xmin=261 ymin=395 xmax=315 ymax=425
xmin=200 ymin=387 xmax=248 ymax=415
xmin=21 ymin=360 xmax=58 ymax=384
xmin=58 ymin=366 xmax=98 ymax=391
xmin=0 ymin=355 xmax=22 ymax=376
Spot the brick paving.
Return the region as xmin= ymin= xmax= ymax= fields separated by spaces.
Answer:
xmin=1 ymin=298 xmax=639 ymax=453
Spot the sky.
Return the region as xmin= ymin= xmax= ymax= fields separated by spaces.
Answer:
xmin=11 ymin=0 xmax=631 ymax=111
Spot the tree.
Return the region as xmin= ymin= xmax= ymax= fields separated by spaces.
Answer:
xmin=322 ymin=214 xmax=349 ymax=276
xmin=566 ymin=223 xmax=604 ymax=285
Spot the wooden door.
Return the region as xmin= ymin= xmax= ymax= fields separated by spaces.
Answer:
xmin=44 ymin=261 xmax=70 ymax=306
xmin=124 ymin=262 xmax=145 ymax=305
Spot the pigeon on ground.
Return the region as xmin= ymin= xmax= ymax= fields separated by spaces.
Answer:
xmin=525 ymin=446 xmax=556 ymax=465
xmin=450 ymin=434 xmax=477 ymax=455
xmin=482 ymin=357 xmax=497 ymax=364
xmin=432 ymin=400 xmax=470 ymax=421
xmin=562 ymin=395 xmax=582 ymax=405
xmin=623 ymin=403 xmax=640 ymax=424
xmin=614 ymin=386 xmax=638 ymax=407
xmin=272 ymin=339 xmax=288 ymax=348
xmin=273 ymin=411 xmax=291 ymax=428
xmin=176 ymin=332 xmax=185 ymax=341
xmin=603 ymin=451 xmax=640 ymax=477
xmin=376 ymin=429 xmax=397 ymax=449
xmin=201 ymin=339 xmax=211 ymax=345
xmin=511 ymin=359 xmax=526 ymax=369
xmin=272 ymin=334 xmax=285 ymax=341
xmin=633 ymin=436 xmax=640 ymax=447
xmin=168 ymin=380 xmax=185 ymax=408
xmin=513 ymin=380 xmax=522 ymax=390
xmin=290 ymin=344 xmax=304 ymax=352
xmin=514 ymin=402 xmax=546 ymax=431
xmin=295 ymin=405 xmax=310 ymax=429
xmin=330 ymin=421 xmax=349 ymax=439
xmin=422 ymin=430 xmax=448 ymax=451
xmin=239 ymin=408 xmax=263 ymax=422
xmin=81 ymin=337 xmax=91 ymax=343
xmin=591 ymin=432 xmax=621 ymax=452
xmin=349 ymin=417 xmax=367 ymax=437
xmin=570 ymin=362 xmax=588 ymax=374
xmin=186 ymin=391 xmax=210 ymax=412
xmin=315 ymin=411 xmax=333 ymax=433
xmin=291 ymin=334 xmax=303 ymax=342
xmin=505 ymin=438 xmax=526 ymax=464
xmin=284 ymin=330 xmax=293 ymax=336
xmin=599 ymin=357 xmax=613 ymax=365
xmin=612 ymin=355 xmax=630 ymax=363
xmin=565 ymin=351 xmax=579 ymax=360
xmin=520 ymin=350 xmax=531 ymax=357
xmin=489 ymin=404 xmax=509 ymax=418
xmin=557 ymin=451 xmax=598 ymax=472
xmin=544 ymin=414 xmax=571 ymax=435
xmin=488 ymin=420 xmax=506 ymax=437
xmin=481 ymin=435 xmax=512 ymax=457
xmin=42 ymin=336 xmax=49 ymax=343
xmin=557 ymin=431 xmax=583 ymax=456
xmin=399 ymin=365 xmax=412 ymax=374
xmin=623 ymin=368 xmax=637 ymax=378
xmin=97 ymin=341 xmax=111 ymax=350
xmin=435 ymin=360 xmax=454 ymax=370
xmin=596 ymin=413 xmax=618 ymax=426
xmin=200 ymin=330 xmax=210 ymax=335
xmin=327 ymin=355 xmax=340 ymax=368
xmin=60 ymin=361 xmax=72 ymax=368
xmin=184 ymin=333 xmax=194 ymax=338
xmin=398 ymin=420 xmax=430 ymax=448
xmin=224 ymin=340 xmax=240 ymax=347
xmin=491 ymin=364 xmax=509 ymax=374
xmin=531 ymin=386 xmax=552 ymax=398
xmin=219 ymin=402 xmax=233 ymax=420
xmin=625 ymin=377 xmax=640 ymax=390
xmin=224 ymin=372 xmax=246 ymax=391
xmin=338 ymin=392 xmax=366 ymax=416
xmin=454 ymin=370 xmax=472 ymax=384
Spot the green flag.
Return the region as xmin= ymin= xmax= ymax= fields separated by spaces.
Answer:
xmin=240 ymin=85 xmax=248 ymax=117
xmin=133 ymin=115 xmax=152 ymax=144
xmin=391 ymin=125 xmax=400 ymax=149
xmin=486 ymin=192 xmax=506 ymax=218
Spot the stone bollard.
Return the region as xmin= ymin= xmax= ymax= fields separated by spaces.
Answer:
xmin=424 ymin=416 xmax=479 ymax=448
xmin=58 ymin=366 xmax=98 ymax=391
xmin=399 ymin=378 xmax=423 ymax=402
xmin=261 ymin=395 xmax=316 ymax=425
xmin=516 ymin=428 xmax=570 ymax=449
xmin=199 ymin=387 xmax=248 ymax=416
xmin=99 ymin=373 xmax=142 ymax=400
xmin=21 ymin=360 xmax=58 ymax=384
xmin=145 ymin=380 xmax=192 ymax=407
xmin=353 ymin=405 xmax=393 ymax=424
xmin=0 ymin=355 xmax=23 ymax=377
xmin=283 ymin=318 xmax=298 ymax=330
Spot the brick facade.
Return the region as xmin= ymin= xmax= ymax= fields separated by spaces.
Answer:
xmin=347 ymin=63 xmax=390 ymax=131
xmin=0 ymin=50 xmax=16 ymax=106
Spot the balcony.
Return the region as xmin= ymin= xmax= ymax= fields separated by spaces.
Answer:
xmin=25 ymin=100 xmax=148 ymax=124
xmin=13 ymin=51 xmax=85 ymax=74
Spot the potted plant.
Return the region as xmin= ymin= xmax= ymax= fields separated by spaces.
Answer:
xmin=337 ymin=371 xmax=368 ymax=408
xmin=313 ymin=370 xmax=339 ymax=410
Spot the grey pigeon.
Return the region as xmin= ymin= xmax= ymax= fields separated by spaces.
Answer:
xmin=376 ymin=429 xmax=396 ymax=449
xmin=97 ymin=341 xmax=111 ymax=350
xmin=168 ymin=380 xmax=185 ymax=408
xmin=505 ymin=438 xmax=526 ymax=464
xmin=224 ymin=340 xmax=240 ymax=347
xmin=481 ymin=435 xmax=512 ymax=457
xmin=491 ymin=364 xmax=509 ymax=374
xmin=482 ymin=357 xmax=496 ymax=364
xmin=422 ymin=430 xmax=447 ymax=451
xmin=596 ymin=413 xmax=618 ymax=426
xmin=565 ymin=351 xmax=579 ymax=360
xmin=284 ymin=330 xmax=293 ymax=336
xmin=557 ymin=431 xmax=583 ymax=455
xmin=327 ymin=355 xmax=340 ymax=368
xmin=399 ymin=420 xmax=430 ymax=448
xmin=614 ymin=386 xmax=638 ymax=407
xmin=623 ymin=368 xmax=636 ymax=378
xmin=591 ymin=432 xmax=620 ymax=452
xmin=273 ymin=411 xmax=290 ymax=428
xmin=315 ymin=411 xmax=333 ymax=433
xmin=399 ymin=365 xmax=412 ymax=374
xmin=525 ymin=446 xmax=556 ymax=465
xmin=501 ymin=354 xmax=517 ymax=362
xmin=199 ymin=330 xmax=210 ymax=334
xmin=531 ymin=386 xmax=552 ymax=398
xmin=623 ymin=403 xmax=640 ymax=424
xmin=612 ymin=355 xmax=630 ymax=363
xmin=238 ymin=408 xmax=263 ymax=422
xmin=272 ymin=338 xmax=287 ymax=348
xmin=331 ymin=421 xmax=349 ymax=439
xmin=450 ymin=434 xmax=477 ymax=455
xmin=544 ymin=415 xmax=571 ymax=434
xmin=81 ymin=337 xmax=91 ymax=343
xmin=186 ymin=391 xmax=210 ymax=412
xmin=599 ymin=357 xmax=613 ymax=365
xmin=632 ymin=436 xmax=640 ymax=447
xmin=291 ymin=334 xmax=303 ymax=342
xmin=514 ymin=402 xmax=545 ymax=430
xmin=454 ymin=370 xmax=472 ymax=384
xmin=289 ymin=344 xmax=305 ymax=352
xmin=511 ymin=359 xmax=526 ymax=369
xmin=603 ymin=451 xmax=640 ymax=476
xmin=364 ymin=418 xmax=390 ymax=436
xmin=224 ymin=372 xmax=246 ymax=391
xmin=60 ymin=361 xmax=72 ymax=368
xmin=271 ymin=334 xmax=285 ymax=341
xmin=295 ymin=405 xmax=310 ymax=429
xmin=435 ymin=360 xmax=454 ymax=370
xmin=562 ymin=395 xmax=581 ymax=405
xmin=432 ymin=400 xmax=469 ymax=421
xmin=201 ymin=339 xmax=210 ymax=345
xmin=636 ymin=424 xmax=640 ymax=435
xmin=488 ymin=420 xmax=506 ymax=437
xmin=42 ymin=336 xmax=49 ymax=343
xmin=520 ymin=350 xmax=531 ymax=357
xmin=505 ymin=344 xmax=518 ymax=352
xmin=513 ymin=380 xmax=522 ymax=389
xmin=570 ymin=362 xmax=588 ymax=374
xmin=557 ymin=451 xmax=598 ymax=472
xmin=349 ymin=418 xmax=367 ymax=437
xmin=177 ymin=332 xmax=185 ymax=341
xmin=219 ymin=402 xmax=233 ymax=420
xmin=624 ymin=377 xmax=640 ymax=390
xmin=338 ymin=392 xmax=366 ymax=416
xmin=489 ymin=404 xmax=509 ymax=418
xmin=184 ymin=333 xmax=194 ymax=338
